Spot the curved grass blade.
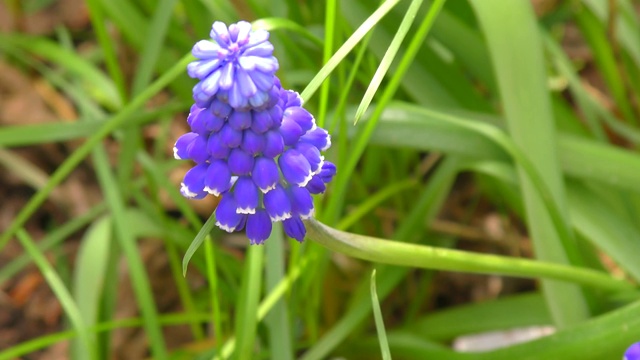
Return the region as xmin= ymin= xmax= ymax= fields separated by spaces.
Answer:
xmin=371 ymin=270 xmax=392 ymax=360
xmin=182 ymin=213 xmax=217 ymax=276
xmin=304 ymin=218 xmax=633 ymax=293
xmin=253 ymin=18 xmax=324 ymax=47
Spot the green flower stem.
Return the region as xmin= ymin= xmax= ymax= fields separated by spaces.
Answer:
xmin=304 ymin=218 xmax=635 ymax=293
xmin=0 ymin=53 xmax=194 ymax=251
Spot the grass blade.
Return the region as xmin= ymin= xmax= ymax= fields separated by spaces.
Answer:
xmin=16 ymin=230 xmax=97 ymax=360
xmin=72 ymin=216 xmax=112 ymax=359
xmin=93 ymin=146 xmax=168 ymax=359
xmin=354 ymin=0 xmax=424 ymax=125
xmin=470 ymin=0 xmax=589 ymax=327
xmin=182 ymin=212 xmax=217 ymax=275
xmin=233 ymin=244 xmax=265 ymax=360
xmin=304 ymin=218 xmax=632 ymax=293
xmin=325 ymin=0 xmax=446 ymax=223
xmin=265 ymin=223 xmax=294 ymax=360
xmin=370 ymin=270 xmax=392 ymax=360
xmin=299 ymin=0 xmax=402 ymax=102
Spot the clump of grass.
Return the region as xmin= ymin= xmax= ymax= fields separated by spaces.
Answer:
xmin=1 ymin=1 xmax=639 ymax=359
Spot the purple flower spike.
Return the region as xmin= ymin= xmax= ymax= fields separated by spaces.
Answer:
xmin=204 ymin=160 xmax=231 ymax=196
xmin=252 ymin=157 xmax=279 ymax=193
xmin=284 ymin=106 xmax=314 ymax=133
xmin=177 ymin=21 xmax=337 ymax=245
xmin=246 ymin=209 xmax=272 ymax=244
xmin=173 ymin=132 xmax=198 ymax=160
xmin=181 ymin=163 xmax=208 ymax=198
xmin=207 ymin=132 xmax=231 ymax=159
xmin=319 ymin=161 xmax=337 ymax=183
xmin=193 ymin=82 xmax=214 ymax=108
xmin=283 ymin=89 xmax=302 ymax=107
xmin=288 ymin=186 xmax=314 ymax=219
xmin=228 ymin=110 xmax=252 ymax=130
xmin=278 ymin=115 xmax=304 ymax=146
xmin=305 ymin=175 xmax=327 ymax=194
xmin=263 ymin=130 xmax=284 ymax=158
xmin=228 ymin=148 xmax=254 ymax=175
xmin=219 ymin=124 xmax=243 ymax=148
xmin=211 ymin=21 xmax=231 ymax=45
xmin=296 ymin=142 xmax=324 ymax=174
xmin=234 ymin=176 xmax=259 ymax=214
xmin=283 ymin=217 xmax=306 ymax=242
xmin=236 ymin=67 xmax=258 ymax=98
xmin=279 ymin=149 xmax=313 ymax=187
xmin=304 ymin=162 xmax=335 ymax=194
xmin=300 ymin=127 xmax=331 ymax=151
xmin=190 ymin=21 xmax=278 ymax=108
xmin=186 ymin=135 xmax=209 ymax=163
xmin=191 ymin=109 xmax=224 ymax=134
xmin=626 ymin=342 xmax=640 ymax=360
xmin=215 ymin=194 xmax=245 ymax=232
xmin=268 ymin=104 xmax=283 ymax=127
xmin=186 ymin=105 xmax=203 ymax=127
xmin=251 ymin=110 xmax=274 ymax=133
xmin=210 ymin=98 xmax=232 ymax=118
xmin=241 ymin=129 xmax=266 ymax=155
xmin=264 ymin=184 xmax=291 ymax=221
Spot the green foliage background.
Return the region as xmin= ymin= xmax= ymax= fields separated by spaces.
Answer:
xmin=1 ymin=0 xmax=640 ymax=359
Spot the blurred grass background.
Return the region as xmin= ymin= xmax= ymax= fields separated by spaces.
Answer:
xmin=1 ymin=0 xmax=640 ymax=359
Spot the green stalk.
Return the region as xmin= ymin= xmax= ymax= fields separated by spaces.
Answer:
xmin=265 ymin=223 xmax=294 ymax=360
xmin=316 ymin=0 xmax=338 ymax=128
xmin=204 ymin=236 xmax=223 ymax=344
xmin=304 ymin=219 xmax=634 ymax=293
xmin=370 ymin=270 xmax=391 ymax=360
xmin=233 ymin=245 xmax=264 ymax=360
xmin=470 ymin=0 xmax=590 ymax=327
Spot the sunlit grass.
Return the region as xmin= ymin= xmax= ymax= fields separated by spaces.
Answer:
xmin=1 ymin=0 xmax=639 ymax=359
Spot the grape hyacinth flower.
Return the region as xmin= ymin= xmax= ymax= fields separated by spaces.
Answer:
xmin=626 ymin=342 xmax=640 ymax=360
xmin=175 ymin=21 xmax=336 ymax=245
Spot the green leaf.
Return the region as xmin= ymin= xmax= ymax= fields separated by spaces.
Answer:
xmin=299 ymin=0 xmax=403 ymax=102
xmin=409 ymin=292 xmax=551 ymax=341
xmin=182 ymin=213 xmax=217 ymax=276
xmin=72 ymin=216 xmax=112 ymax=359
xmin=304 ymin=218 xmax=632 ymax=293
xmin=16 ymin=230 xmax=97 ymax=359
xmin=354 ymin=0 xmax=425 ymax=124
xmin=470 ymin=0 xmax=589 ymax=326
xmin=371 ymin=270 xmax=392 ymax=360
xmin=233 ymin=244 xmax=265 ymax=360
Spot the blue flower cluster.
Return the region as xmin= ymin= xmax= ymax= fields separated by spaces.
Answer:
xmin=175 ymin=21 xmax=336 ymax=244
xmin=626 ymin=342 xmax=640 ymax=360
